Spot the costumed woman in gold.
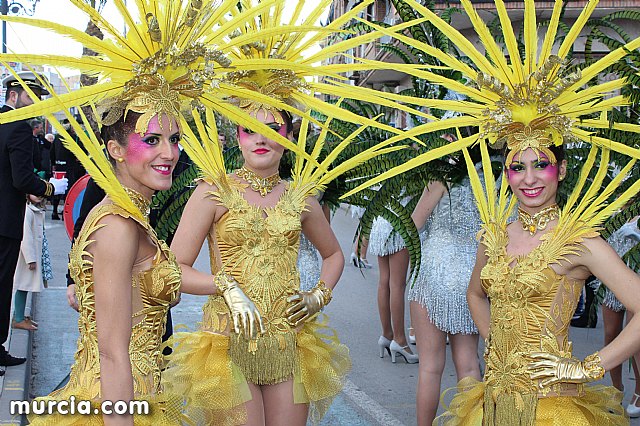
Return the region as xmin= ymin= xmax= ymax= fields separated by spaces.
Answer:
xmin=161 ymin=2 xmax=422 ymax=423
xmin=341 ymin=0 xmax=640 ymax=424
xmin=169 ymin=107 xmax=349 ymax=426
xmin=0 ymin=0 xmax=354 ymax=423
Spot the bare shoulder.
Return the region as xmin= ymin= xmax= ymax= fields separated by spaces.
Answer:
xmin=428 ymin=180 xmax=447 ymax=194
xmin=195 ymin=178 xmax=219 ymax=194
xmin=88 ymin=212 xmax=140 ymax=259
xmin=575 ymin=233 xmax=614 ymax=261
xmin=301 ymin=195 xmax=321 ymax=220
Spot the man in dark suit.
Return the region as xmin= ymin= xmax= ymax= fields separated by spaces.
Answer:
xmin=0 ymin=71 xmax=67 ymax=370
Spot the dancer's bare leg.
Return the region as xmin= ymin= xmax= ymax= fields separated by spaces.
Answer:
xmin=262 ymin=379 xmax=308 ymax=426
xmin=449 ymin=333 xmax=481 ymax=381
xmin=412 ymin=301 xmax=446 ymax=426
xmin=378 ymin=255 xmax=393 ymax=340
xmin=245 ymin=382 xmax=266 ymax=426
xmin=389 ymin=249 xmax=410 ymax=347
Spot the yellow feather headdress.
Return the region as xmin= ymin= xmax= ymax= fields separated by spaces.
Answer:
xmin=168 ymin=0 xmax=432 ymax=192
xmin=0 ymin=0 xmax=426 ymax=214
xmin=0 ymin=0 xmax=429 ymax=159
xmin=344 ymin=0 xmax=640 ymax=208
xmin=0 ymin=0 xmax=335 ymax=218
xmin=0 ymin=0 xmax=335 ymax=144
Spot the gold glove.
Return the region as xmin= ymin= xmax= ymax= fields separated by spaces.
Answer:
xmin=528 ymin=352 xmax=605 ymax=388
xmin=214 ymin=272 xmax=265 ymax=339
xmin=285 ymin=280 xmax=333 ymax=327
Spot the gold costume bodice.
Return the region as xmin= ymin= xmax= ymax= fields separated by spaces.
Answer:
xmin=201 ymin=176 xmax=316 ymax=385
xmin=480 ymin=221 xmax=590 ymax=423
xmin=66 ymin=203 xmax=181 ymax=399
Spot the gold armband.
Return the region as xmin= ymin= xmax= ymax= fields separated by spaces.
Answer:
xmin=584 ymin=352 xmax=605 ymax=381
xmin=314 ymin=280 xmax=333 ymax=306
xmin=43 ymin=180 xmax=54 ymax=197
xmin=213 ymin=271 xmax=236 ymax=295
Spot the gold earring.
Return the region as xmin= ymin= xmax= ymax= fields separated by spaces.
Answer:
xmin=117 ymin=157 xmax=124 ymax=163
xmin=559 ymin=175 xmax=565 ymax=181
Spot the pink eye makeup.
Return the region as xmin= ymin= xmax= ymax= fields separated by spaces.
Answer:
xmin=125 ymin=132 xmax=151 ymax=161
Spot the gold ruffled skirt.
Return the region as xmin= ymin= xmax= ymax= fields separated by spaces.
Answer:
xmin=163 ymin=314 xmax=351 ymax=425
xmin=435 ymin=377 xmax=627 ymax=426
xmin=27 ymin=388 xmax=188 ymax=425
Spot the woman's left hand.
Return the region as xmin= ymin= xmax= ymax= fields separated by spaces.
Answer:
xmin=527 ymin=352 xmax=605 ymax=387
xmin=285 ymin=282 xmax=332 ymax=327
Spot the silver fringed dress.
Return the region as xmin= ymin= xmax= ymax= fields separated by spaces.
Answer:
xmin=595 ymin=221 xmax=639 ymax=312
xmin=408 ymin=179 xmax=481 ymax=334
xmin=297 ymin=233 xmax=321 ymax=291
xmin=368 ymin=195 xmax=412 ymax=257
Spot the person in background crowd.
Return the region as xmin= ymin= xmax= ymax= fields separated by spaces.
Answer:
xmin=409 ymin=176 xmax=483 ymax=424
xmin=49 ymin=120 xmax=85 ymax=220
xmin=12 ymin=196 xmax=46 ymax=331
xmin=369 ymin=194 xmax=419 ymax=364
xmin=0 ymin=71 xmax=67 ymax=372
xmin=30 ymin=120 xmax=50 ymax=178
xmin=595 ymin=218 xmax=640 ymax=417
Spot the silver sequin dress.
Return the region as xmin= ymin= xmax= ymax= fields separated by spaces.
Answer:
xmin=408 ymin=179 xmax=481 ymax=334
xmin=297 ymin=233 xmax=321 ymax=291
xmin=368 ymin=195 xmax=412 ymax=257
xmin=595 ymin=222 xmax=639 ymax=312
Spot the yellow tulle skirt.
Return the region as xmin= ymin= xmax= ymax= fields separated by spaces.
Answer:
xmin=163 ymin=314 xmax=351 ymax=425
xmin=435 ymin=377 xmax=627 ymax=426
xmin=27 ymin=388 xmax=189 ymax=425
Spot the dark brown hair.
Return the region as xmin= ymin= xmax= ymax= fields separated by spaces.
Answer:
xmin=100 ymin=112 xmax=142 ymax=165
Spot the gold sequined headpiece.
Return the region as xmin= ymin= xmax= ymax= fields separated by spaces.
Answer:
xmin=221 ymin=30 xmax=308 ymax=125
xmin=224 ymin=68 xmax=308 ymax=125
xmin=478 ymin=56 xmax=579 ymax=164
xmin=0 ymin=0 xmax=243 ymax=135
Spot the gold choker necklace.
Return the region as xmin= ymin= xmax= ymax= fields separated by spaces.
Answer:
xmin=518 ymin=204 xmax=560 ymax=236
xmin=124 ymin=187 xmax=151 ymax=218
xmin=236 ymin=166 xmax=281 ymax=197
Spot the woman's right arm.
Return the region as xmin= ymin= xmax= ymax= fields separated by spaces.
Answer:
xmin=411 ymin=181 xmax=446 ymax=229
xmin=91 ymin=215 xmax=138 ymax=426
xmin=171 ymin=181 xmax=221 ymax=295
xmin=467 ymin=243 xmax=490 ymax=338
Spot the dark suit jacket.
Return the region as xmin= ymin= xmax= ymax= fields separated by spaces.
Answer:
xmin=0 ymin=104 xmax=50 ymax=240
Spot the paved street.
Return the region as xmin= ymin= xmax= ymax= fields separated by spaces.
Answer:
xmin=12 ymin=205 xmax=640 ymax=424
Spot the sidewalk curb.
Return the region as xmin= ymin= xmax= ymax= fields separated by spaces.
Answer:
xmin=0 ymin=293 xmax=36 ymax=426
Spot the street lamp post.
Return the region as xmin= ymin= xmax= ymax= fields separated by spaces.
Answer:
xmin=1 ymin=0 xmax=39 ymax=53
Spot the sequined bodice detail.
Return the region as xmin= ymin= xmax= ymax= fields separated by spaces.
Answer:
xmin=67 ymin=204 xmax=181 ymax=398
xmin=201 ymin=177 xmax=316 ymax=384
xmin=480 ymin=225 xmax=584 ymax=399
xmin=206 ymin=180 xmax=310 ymax=334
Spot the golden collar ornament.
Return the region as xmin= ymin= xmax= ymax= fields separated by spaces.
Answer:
xmin=518 ymin=204 xmax=560 ymax=236
xmin=124 ymin=187 xmax=152 ymax=218
xmin=236 ymin=166 xmax=281 ymax=197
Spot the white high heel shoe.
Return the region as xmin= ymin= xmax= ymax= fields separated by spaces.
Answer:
xmin=378 ymin=336 xmax=392 ymax=358
xmin=408 ymin=327 xmax=416 ymax=345
xmin=627 ymin=393 xmax=640 ymax=418
xmin=351 ymin=252 xmax=373 ymax=269
xmin=390 ymin=340 xmax=419 ymax=364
